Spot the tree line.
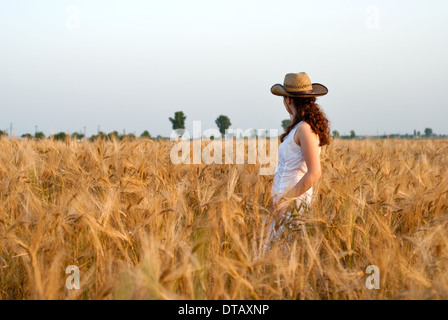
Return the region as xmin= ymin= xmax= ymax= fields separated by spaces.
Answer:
xmin=0 ymin=111 xmax=232 ymax=141
xmin=281 ymin=119 xmax=441 ymax=139
xmin=0 ymin=129 xmax=154 ymax=141
xmin=0 ymin=116 xmax=441 ymax=141
xmin=330 ymin=128 xmax=440 ymax=139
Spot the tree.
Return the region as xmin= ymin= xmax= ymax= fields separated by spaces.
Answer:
xmin=350 ymin=130 xmax=356 ymax=139
xmin=0 ymin=130 xmax=7 ymax=137
xmin=89 ymin=131 xmax=107 ymax=141
xmin=215 ymin=115 xmax=232 ymax=136
xmin=21 ymin=133 xmax=33 ymax=139
xmin=140 ymin=130 xmax=152 ymax=139
xmin=53 ymin=132 xmax=67 ymax=141
xmin=71 ymin=132 xmax=85 ymax=140
xmin=332 ymin=130 xmax=340 ymax=139
xmin=169 ymin=111 xmax=186 ymax=130
xmin=281 ymin=119 xmax=291 ymax=132
xmin=424 ymin=128 xmax=433 ymax=138
xmin=34 ymin=131 xmax=46 ymax=140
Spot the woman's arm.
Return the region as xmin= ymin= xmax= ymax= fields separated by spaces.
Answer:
xmin=284 ymin=122 xmax=321 ymax=199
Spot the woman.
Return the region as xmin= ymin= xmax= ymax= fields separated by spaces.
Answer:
xmin=267 ymin=72 xmax=331 ymax=243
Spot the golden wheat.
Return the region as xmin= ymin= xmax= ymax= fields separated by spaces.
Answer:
xmin=0 ymin=136 xmax=447 ymax=299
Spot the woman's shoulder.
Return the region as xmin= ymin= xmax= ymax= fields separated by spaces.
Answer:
xmin=292 ymin=120 xmax=306 ymax=132
xmin=295 ymin=120 xmax=311 ymax=133
xmin=294 ymin=121 xmax=319 ymax=145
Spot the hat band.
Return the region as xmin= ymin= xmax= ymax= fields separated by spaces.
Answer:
xmin=286 ymin=89 xmax=314 ymax=95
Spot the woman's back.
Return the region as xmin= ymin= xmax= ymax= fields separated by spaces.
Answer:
xmin=271 ymin=121 xmax=321 ymax=205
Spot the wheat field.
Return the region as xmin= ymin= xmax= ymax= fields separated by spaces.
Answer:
xmin=0 ymin=136 xmax=447 ymax=300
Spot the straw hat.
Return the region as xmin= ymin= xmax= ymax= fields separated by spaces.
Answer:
xmin=271 ymin=72 xmax=328 ymax=98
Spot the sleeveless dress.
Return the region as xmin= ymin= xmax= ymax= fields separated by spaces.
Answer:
xmin=266 ymin=121 xmax=321 ymax=244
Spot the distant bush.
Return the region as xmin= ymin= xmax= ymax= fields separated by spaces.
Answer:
xmin=34 ymin=132 xmax=46 ymax=140
xmin=71 ymin=132 xmax=85 ymax=140
xmin=89 ymin=131 xmax=107 ymax=141
xmin=53 ymin=132 xmax=67 ymax=141
xmin=140 ymin=130 xmax=152 ymax=139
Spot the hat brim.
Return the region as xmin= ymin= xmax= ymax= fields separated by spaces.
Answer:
xmin=270 ymin=83 xmax=328 ymax=97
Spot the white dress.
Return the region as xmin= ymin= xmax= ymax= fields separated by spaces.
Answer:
xmin=267 ymin=121 xmax=321 ymax=244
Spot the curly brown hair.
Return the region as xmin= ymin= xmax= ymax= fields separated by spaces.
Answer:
xmin=280 ymin=97 xmax=331 ymax=146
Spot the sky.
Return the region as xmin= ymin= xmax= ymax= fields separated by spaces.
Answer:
xmin=1 ymin=0 xmax=448 ymax=138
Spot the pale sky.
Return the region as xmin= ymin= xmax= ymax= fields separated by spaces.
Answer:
xmin=1 ymin=0 xmax=447 ymax=137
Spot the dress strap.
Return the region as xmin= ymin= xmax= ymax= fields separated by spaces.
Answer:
xmin=292 ymin=121 xmax=302 ymax=135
